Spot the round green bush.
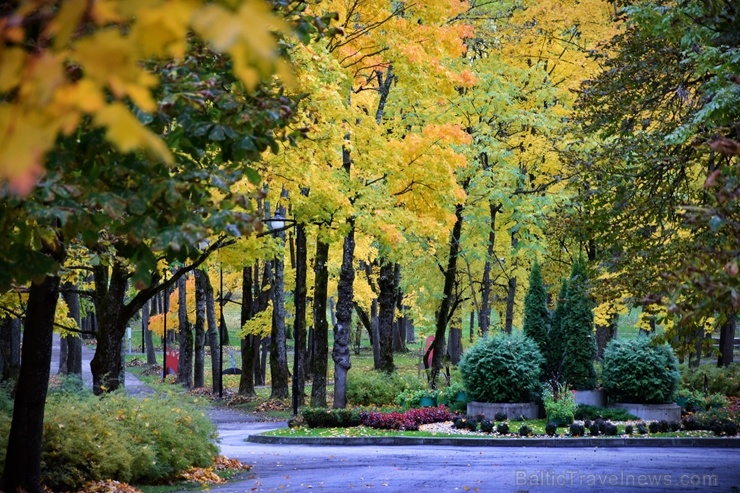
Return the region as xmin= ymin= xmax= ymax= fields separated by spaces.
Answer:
xmin=601 ymin=336 xmax=680 ymax=404
xmin=458 ymin=331 xmax=544 ymax=403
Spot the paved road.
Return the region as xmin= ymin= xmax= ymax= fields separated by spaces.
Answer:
xmin=186 ymin=442 xmax=740 ymax=493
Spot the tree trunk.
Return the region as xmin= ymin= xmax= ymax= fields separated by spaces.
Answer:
xmin=479 ymin=203 xmax=500 ymax=338
xmin=0 ymin=275 xmax=60 ymax=493
xmin=90 ymin=262 xmax=131 ymax=394
xmin=177 ymin=275 xmax=193 ymax=388
xmin=239 ymin=265 xmax=256 ymax=396
xmin=310 ymin=236 xmax=330 ymax=407
xmin=448 ymin=324 xmax=462 ymax=365
xmin=142 ymin=300 xmax=158 ymax=365
xmin=293 ymin=221 xmax=308 ymax=408
xmin=204 ymin=272 xmax=221 ymax=393
xmin=430 ymin=201 xmax=465 ymax=387
xmin=378 ymin=261 xmax=396 ymax=373
xmin=194 ymin=270 xmax=207 ymax=388
xmin=270 ymin=221 xmax=290 ymax=399
xmin=0 ymin=316 xmax=21 ymax=382
xmin=371 ymin=299 xmax=380 ymax=369
xmin=717 ymin=312 xmax=736 ymax=367
xmin=61 ymin=284 xmax=82 ymax=376
xmin=333 ymin=222 xmax=355 ymax=408
xmin=504 ymin=275 xmax=517 ymax=334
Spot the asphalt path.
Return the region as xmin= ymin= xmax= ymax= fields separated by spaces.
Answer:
xmin=48 ymin=338 xmax=740 ymax=493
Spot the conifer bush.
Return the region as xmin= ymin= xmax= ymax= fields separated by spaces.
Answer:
xmin=601 ymin=336 xmax=680 ymax=403
xmin=561 ymin=257 xmax=598 ymax=390
xmin=522 ymin=261 xmax=550 ymax=375
xmin=458 ymin=331 xmax=543 ymax=403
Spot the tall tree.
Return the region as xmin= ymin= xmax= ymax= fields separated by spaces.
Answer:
xmin=561 ymin=257 xmax=597 ymax=390
xmin=522 ymin=260 xmax=550 ymax=376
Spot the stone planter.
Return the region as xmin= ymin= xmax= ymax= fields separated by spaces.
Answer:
xmin=609 ymin=403 xmax=681 ymax=422
xmin=467 ymin=401 xmax=540 ymax=420
xmin=573 ymin=389 xmax=606 ymax=408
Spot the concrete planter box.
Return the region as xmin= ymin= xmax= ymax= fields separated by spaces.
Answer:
xmin=467 ymin=401 xmax=539 ymax=420
xmin=573 ymin=389 xmax=606 ymax=408
xmin=609 ymin=403 xmax=681 ymax=422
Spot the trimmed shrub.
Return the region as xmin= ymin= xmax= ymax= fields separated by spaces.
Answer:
xmin=518 ymin=424 xmax=533 ymax=437
xmin=359 ymin=406 xmax=453 ymax=431
xmin=522 ymin=261 xmax=550 ymax=376
xmin=561 ymin=257 xmax=598 ymax=390
xmin=496 ymin=422 xmax=509 ymax=434
xmin=604 ymin=422 xmax=619 ymax=436
xmin=480 ymin=419 xmax=495 ymax=433
xmin=494 ymin=412 xmax=508 ymax=422
xmin=347 ymin=371 xmax=424 ymax=407
xmin=569 ymin=423 xmax=585 ymax=437
xmin=674 ymin=388 xmax=704 ymax=414
xmin=458 ymin=331 xmax=543 ymax=403
xmin=602 ymin=336 xmax=680 ymax=403
xmin=636 ymin=422 xmax=648 ymax=434
xmin=624 ymin=425 xmax=634 ymax=435
xmin=545 ymin=422 xmax=558 ymax=436
xmin=302 ymin=408 xmax=360 ymax=428
xmin=648 ymin=422 xmax=660 ymax=434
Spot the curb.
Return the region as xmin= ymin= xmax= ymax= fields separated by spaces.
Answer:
xmin=247 ymin=434 xmax=740 ymax=448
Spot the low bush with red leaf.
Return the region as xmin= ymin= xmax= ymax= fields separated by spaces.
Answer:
xmin=359 ymin=406 xmax=453 ymax=431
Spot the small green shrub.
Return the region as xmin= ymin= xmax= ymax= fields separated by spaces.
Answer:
xmin=543 ymin=383 xmax=575 ymax=425
xmin=458 ymin=332 xmax=543 ymax=403
xmin=494 ymin=411 xmax=508 ymax=421
xmin=518 ymin=424 xmax=532 ymax=436
xmin=674 ymin=388 xmax=704 ymax=414
xmin=681 ymin=363 xmax=740 ymax=397
xmin=348 ymin=371 xmax=424 ymax=407
xmin=636 ymin=422 xmax=648 ymax=434
xmin=602 ymin=336 xmax=680 ymax=403
xmin=624 ymin=424 xmax=634 ymax=435
xmin=496 ymin=422 xmax=509 ymax=434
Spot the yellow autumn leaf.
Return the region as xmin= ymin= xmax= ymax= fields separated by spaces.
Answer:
xmin=94 ymin=103 xmax=172 ymax=164
xmin=0 ymin=47 xmax=27 ymax=93
xmin=49 ymin=0 xmax=88 ymax=49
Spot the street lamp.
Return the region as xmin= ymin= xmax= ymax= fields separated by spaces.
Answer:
xmin=268 ymin=212 xmax=285 ymax=233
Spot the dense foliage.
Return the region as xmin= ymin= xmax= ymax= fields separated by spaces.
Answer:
xmin=681 ymin=363 xmax=740 ymax=397
xmin=561 ymin=258 xmax=598 ymax=390
xmin=346 ymin=371 xmax=425 ymax=407
xmin=458 ymin=332 xmax=543 ymax=403
xmin=601 ymin=336 xmax=680 ymax=404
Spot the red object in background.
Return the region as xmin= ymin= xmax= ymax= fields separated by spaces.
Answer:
xmin=424 ymin=336 xmax=435 ymax=368
xmin=165 ymin=348 xmax=179 ymax=375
